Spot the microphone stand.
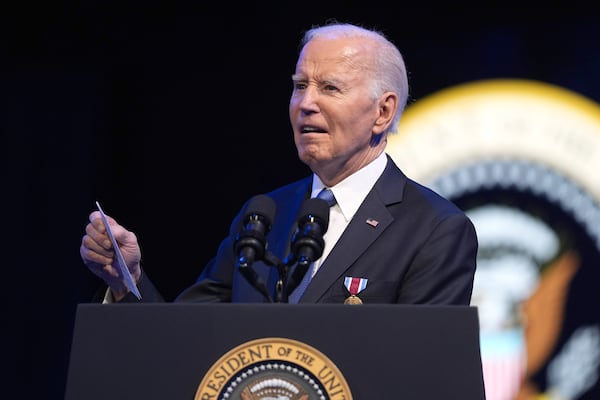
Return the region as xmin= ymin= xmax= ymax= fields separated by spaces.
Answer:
xmin=236 ymin=258 xmax=274 ymax=303
xmin=262 ymin=251 xmax=299 ymax=303
xmin=237 ymin=249 xmax=305 ymax=303
xmin=262 ymin=252 xmax=284 ymax=303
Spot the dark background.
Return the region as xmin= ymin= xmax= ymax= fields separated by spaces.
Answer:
xmin=2 ymin=2 xmax=600 ymax=399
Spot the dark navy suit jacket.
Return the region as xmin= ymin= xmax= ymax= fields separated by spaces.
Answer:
xmin=130 ymin=154 xmax=478 ymax=305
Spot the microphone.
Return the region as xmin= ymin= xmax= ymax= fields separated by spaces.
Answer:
xmin=233 ymin=194 xmax=276 ymax=302
xmin=234 ymin=194 xmax=276 ymax=268
xmin=285 ymin=197 xmax=330 ymax=298
xmin=291 ymin=197 xmax=330 ymax=265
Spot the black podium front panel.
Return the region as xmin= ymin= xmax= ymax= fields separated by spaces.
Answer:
xmin=65 ymin=303 xmax=485 ymax=399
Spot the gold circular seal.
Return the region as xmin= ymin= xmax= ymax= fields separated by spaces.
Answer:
xmin=194 ymin=337 xmax=353 ymax=400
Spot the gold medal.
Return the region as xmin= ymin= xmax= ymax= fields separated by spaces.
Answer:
xmin=343 ymin=276 xmax=368 ymax=305
xmin=344 ymin=295 xmax=363 ymax=305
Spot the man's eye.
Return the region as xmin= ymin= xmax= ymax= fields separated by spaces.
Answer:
xmin=324 ymin=85 xmax=338 ymax=92
xmin=294 ymin=82 xmax=307 ymax=90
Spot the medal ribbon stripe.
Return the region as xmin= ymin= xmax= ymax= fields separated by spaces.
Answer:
xmin=344 ymin=277 xmax=368 ymax=295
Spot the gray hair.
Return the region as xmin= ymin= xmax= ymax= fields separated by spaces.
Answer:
xmin=300 ymin=22 xmax=409 ymax=134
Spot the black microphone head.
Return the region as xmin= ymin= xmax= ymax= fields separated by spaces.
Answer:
xmin=243 ymin=194 xmax=276 ymax=228
xmin=234 ymin=194 xmax=277 ymax=267
xmin=297 ymin=197 xmax=330 ymax=233
xmin=289 ymin=197 xmax=330 ymax=266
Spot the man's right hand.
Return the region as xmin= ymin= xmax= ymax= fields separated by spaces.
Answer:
xmin=80 ymin=211 xmax=142 ymax=301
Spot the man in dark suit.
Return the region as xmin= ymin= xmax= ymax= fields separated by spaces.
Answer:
xmin=81 ymin=22 xmax=478 ymax=305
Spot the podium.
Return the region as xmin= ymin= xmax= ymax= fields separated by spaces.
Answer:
xmin=65 ymin=303 xmax=486 ymax=399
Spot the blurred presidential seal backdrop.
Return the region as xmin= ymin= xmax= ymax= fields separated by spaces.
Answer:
xmin=388 ymin=78 xmax=600 ymax=400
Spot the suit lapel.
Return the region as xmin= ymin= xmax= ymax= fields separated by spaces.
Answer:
xmin=300 ymin=156 xmax=407 ymax=302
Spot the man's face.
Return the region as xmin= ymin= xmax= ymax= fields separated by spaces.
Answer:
xmin=289 ymin=36 xmax=384 ymax=178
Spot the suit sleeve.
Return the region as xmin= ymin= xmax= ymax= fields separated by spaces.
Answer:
xmin=396 ymin=213 xmax=478 ymax=305
xmin=90 ymin=269 xmax=166 ymax=303
xmin=173 ymin=204 xmax=248 ymax=303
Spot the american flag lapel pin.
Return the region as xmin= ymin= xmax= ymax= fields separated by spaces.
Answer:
xmin=365 ymin=218 xmax=379 ymax=227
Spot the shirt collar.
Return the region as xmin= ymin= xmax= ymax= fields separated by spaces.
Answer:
xmin=311 ymin=152 xmax=388 ymax=221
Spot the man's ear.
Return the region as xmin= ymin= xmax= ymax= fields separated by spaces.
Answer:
xmin=373 ymin=92 xmax=398 ymax=134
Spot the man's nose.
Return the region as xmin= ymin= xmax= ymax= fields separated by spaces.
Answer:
xmin=297 ymin=86 xmax=320 ymax=112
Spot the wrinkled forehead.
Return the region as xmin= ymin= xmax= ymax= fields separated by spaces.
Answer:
xmin=296 ymin=37 xmax=373 ymax=74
